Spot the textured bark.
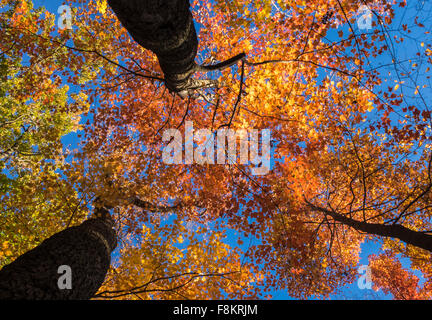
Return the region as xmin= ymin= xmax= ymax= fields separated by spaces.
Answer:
xmin=0 ymin=216 xmax=117 ymax=299
xmin=308 ymin=202 xmax=432 ymax=253
xmin=107 ymin=0 xmax=198 ymax=95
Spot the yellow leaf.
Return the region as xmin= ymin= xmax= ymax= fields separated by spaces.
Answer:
xmin=178 ymin=235 xmax=184 ymax=243
xmin=97 ymin=0 xmax=107 ymax=14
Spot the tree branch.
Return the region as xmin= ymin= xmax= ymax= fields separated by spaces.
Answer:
xmin=305 ymin=199 xmax=432 ymax=253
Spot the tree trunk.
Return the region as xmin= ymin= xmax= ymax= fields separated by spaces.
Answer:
xmin=0 ymin=216 xmax=117 ymax=299
xmin=107 ymin=0 xmax=198 ymax=95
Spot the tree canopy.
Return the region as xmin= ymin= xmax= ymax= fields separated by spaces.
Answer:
xmin=1 ymin=0 xmax=432 ymax=299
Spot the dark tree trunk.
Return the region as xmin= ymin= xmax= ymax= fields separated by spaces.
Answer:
xmin=0 ymin=216 xmax=117 ymax=299
xmin=107 ymin=0 xmax=198 ymax=95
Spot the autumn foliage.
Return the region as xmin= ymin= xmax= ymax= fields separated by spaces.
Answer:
xmin=1 ymin=0 xmax=432 ymax=299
